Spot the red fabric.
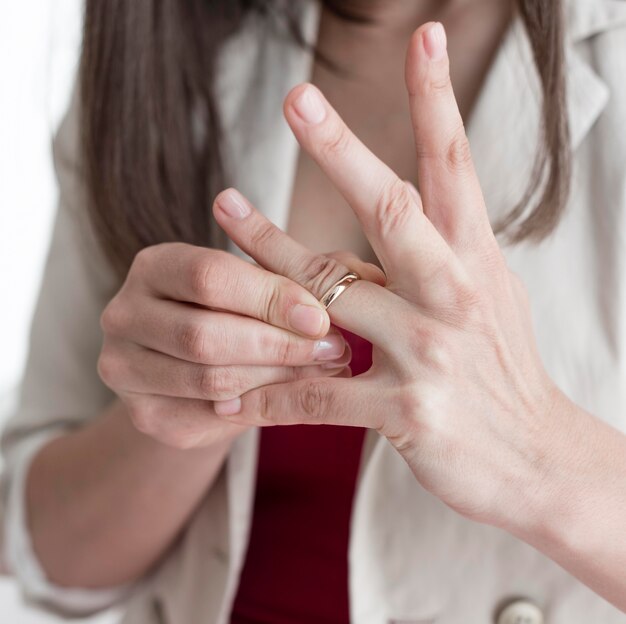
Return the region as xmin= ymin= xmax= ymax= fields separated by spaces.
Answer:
xmin=229 ymin=328 xmax=372 ymax=624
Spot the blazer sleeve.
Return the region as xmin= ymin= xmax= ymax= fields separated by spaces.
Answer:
xmin=0 ymin=84 xmax=133 ymax=616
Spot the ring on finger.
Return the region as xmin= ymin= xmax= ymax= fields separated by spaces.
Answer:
xmin=319 ymin=272 xmax=360 ymax=309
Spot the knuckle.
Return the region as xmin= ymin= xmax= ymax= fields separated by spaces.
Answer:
xmin=398 ymin=383 xmax=421 ymax=418
xmin=257 ymin=330 xmax=303 ymax=366
xmin=97 ymin=348 xmax=121 ymax=388
xmin=273 ymin=333 xmax=299 ymax=366
xmin=443 ymin=127 xmax=473 ymax=174
xmin=197 ymin=366 xmax=240 ymax=400
xmin=396 ymin=381 xmax=442 ymax=431
xmin=297 ymin=379 xmax=333 ymax=421
xmin=446 ymin=286 xmax=484 ymax=327
xmin=419 ymin=330 xmax=454 ymax=376
xmin=261 ymin=281 xmax=285 ymax=325
xmin=257 ymin=388 xmax=271 ymax=423
xmin=407 ymin=320 xmax=436 ymax=357
xmin=177 ymin=320 xmax=209 ymax=362
xmin=429 ymin=73 xmax=453 ymax=96
xmin=451 ymin=276 xmax=482 ymax=313
xmin=454 ymin=286 xmax=490 ymax=328
xmin=188 ymin=250 xmax=225 ymax=302
xmin=374 ymin=178 xmax=414 ymax=238
xmin=390 ymin=382 xmax=449 ymax=454
xmin=126 ymin=398 xmax=158 ymax=437
xmin=297 ymin=255 xmax=345 ymax=298
xmin=131 ymin=246 xmax=155 ymax=274
xmin=424 ymin=264 xmax=483 ymax=327
xmin=320 ymin=125 xmax=351 ymax=161
xmin=100 ymin=300 xmax=127 ymax=336
xmin=248 ymin=221 xmax=278 ymax=251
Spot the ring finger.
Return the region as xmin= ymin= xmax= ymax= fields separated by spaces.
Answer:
xmin=102 ymin=341 xmax=352 ymax=401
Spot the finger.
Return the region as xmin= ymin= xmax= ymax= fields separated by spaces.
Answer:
xmin=130 ymin=243 xmax=330 ymax=339
xmin=325 ymin=250 xmax=387 ymax=286
xmin=214 ymin=375 xmax=386 ymax=430
xmin=281 ymin=83 xmax=468 ymax=307
xmin=101 ymin=342 xmax=353 ymax=401
xmin=405 ymin=22 xmax=494 ymax=251
xmin=214 ymin=189 xmax=412 ymax=345
xmin=103 ymin=300 xmax=348 ymax=366
xmin=122 ymin=393 xmax=247 ymax=450
xmin=236 ymin=237 xmax=393 ymax=290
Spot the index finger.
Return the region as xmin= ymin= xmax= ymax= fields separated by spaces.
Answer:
xmin=131 ymin=243 xmax=331 ymax=339
xmin=282 ymin=83 xmax=465 ymax=308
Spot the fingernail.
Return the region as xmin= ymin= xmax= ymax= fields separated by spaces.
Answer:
xmin=214 ymin=397 xmax=242 ymax=416
xmin=313 ymin=333 xmax=346 ymax=361
xmin=292 ymin=86 xmax=326 ymax=125
xmin=217 ymin=190 xmax=250 ymax=220
xmin=424 ymin=22 xmax=447 ymax=61
xmin=320 ymin=341 xmax=352 ymax=368
xmin=289 ymin=304 xmax=326 ymax=337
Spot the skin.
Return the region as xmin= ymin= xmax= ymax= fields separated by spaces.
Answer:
xmin=27 ymin=244 xmax=382 ymax=587
xmin=29 ymin=0 xmax=620 ymax=608
xmin=211 ymin=23 xmax=626 ymax=613
xmin=289 ymin=0 xmax=512 ymax=261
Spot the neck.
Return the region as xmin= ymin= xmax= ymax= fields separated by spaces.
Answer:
xmin=326 ymin=0 xmax=464 ymax=29
xmin=315 ymin=0 xmax=514 ymax=117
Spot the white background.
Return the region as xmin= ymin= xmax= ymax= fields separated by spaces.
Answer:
xmin=0 ymin=1 xmax=115 ymax=621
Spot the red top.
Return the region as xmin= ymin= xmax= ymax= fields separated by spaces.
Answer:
xmin=229 ymin=328 xmax=372 ymax=624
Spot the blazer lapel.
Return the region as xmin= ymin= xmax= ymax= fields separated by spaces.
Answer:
xmin=465 ymin=4 xmax=614 ymax=233
xmin=568 ymin=0 xmax=626 ymax=41
xmin=217 ymin=2 xmax=321 ymax=258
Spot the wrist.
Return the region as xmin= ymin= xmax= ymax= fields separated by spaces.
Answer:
xmin=498 ymin=388 xmax=605 ymax=559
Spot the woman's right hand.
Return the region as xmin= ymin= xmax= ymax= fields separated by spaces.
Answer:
xmin=96 ymin=242 xmax=377 ymax=450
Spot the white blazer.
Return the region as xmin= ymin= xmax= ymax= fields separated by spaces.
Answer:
xmin=2 ymin=1 xmax=626 ymax=622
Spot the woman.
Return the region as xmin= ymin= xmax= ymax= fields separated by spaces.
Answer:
xmin=2 ymin=0 xmax=626 ymax=622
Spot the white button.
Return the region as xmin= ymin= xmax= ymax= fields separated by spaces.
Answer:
xmin=496 ymin=599 xmax=544 ymax=624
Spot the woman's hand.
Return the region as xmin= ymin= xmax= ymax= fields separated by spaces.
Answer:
xmin=211 ymin=22 xmax=567 ymax=532
xmin=97 ymin=242 xmax=383 ymax=450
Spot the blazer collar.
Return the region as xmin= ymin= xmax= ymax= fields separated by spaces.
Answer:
xmin=466 ymin=0 xmax=625 ymax=229
xmin=216 ymin=2 xmax=321 ymax=260
xmin=568 ymin=0 xmax=626 ymax=41
xmin=216 ymin=0 xmax=626 ymax=241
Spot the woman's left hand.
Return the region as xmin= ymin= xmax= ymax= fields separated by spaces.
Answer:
xmin=211 ymin=22 xmax=568 ymax=532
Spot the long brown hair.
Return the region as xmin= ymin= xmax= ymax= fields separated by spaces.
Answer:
xmin=80 ymin=0 xmax=570 ymax=280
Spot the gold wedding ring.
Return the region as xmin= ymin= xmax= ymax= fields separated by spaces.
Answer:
xmin=319 ymin=272 xmax=360 ymax=309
